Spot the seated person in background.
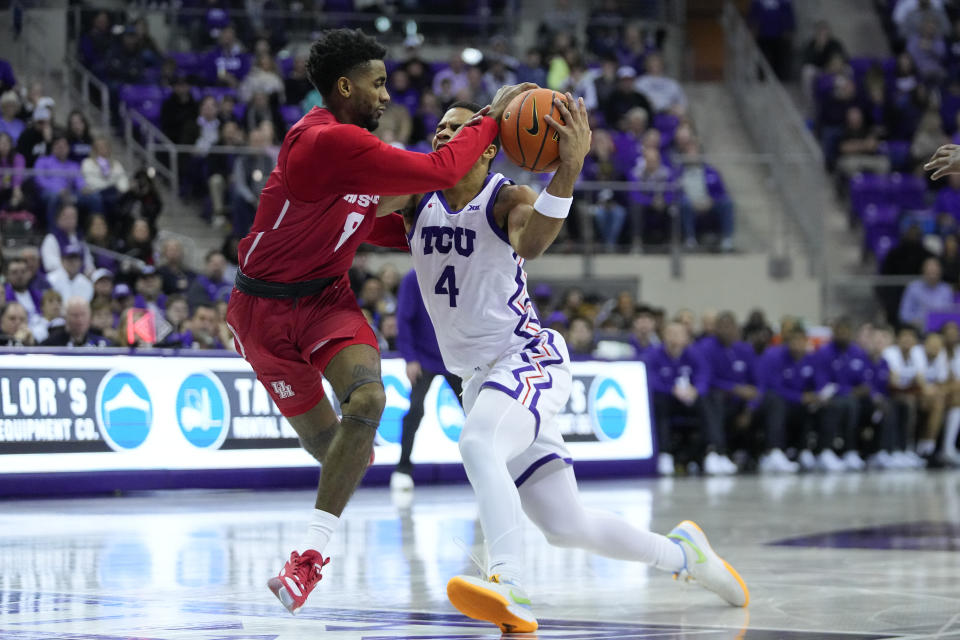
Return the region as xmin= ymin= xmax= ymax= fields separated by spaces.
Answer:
xmin=566 ymin=316 xmax=597 ymax=358
xmin=757 ymin=325 xmax=818 ymax=473
xmin=90 ymin=268 xmax=114 ymax=307
xmin=41 ymin=204 xmax=93 ymax=274
xmin=48 ymin=243 xmax=93 ymax=303
xmin=646 ymin=321 xmax=736 ymax=475
xmin=16 ymin=105 xmax=55 ymax=168
xmin=835 ymin=106 xmax=890 ymax=179
xmin=207 ymin=120 xmax=245 ymax=228
xmin=229 ymin=127 xmax=273 ymax=235
xmin=899 ymin=257 xmax=953 ymax=329
xmin=858 ymin=324 xmax=902 ymax=469
xmin=912 ymin=330 xmax=950 ymax=459
xmin=85 ymin=213 xmax=118 ymax=273
xmin=66 ymin=110 xmax=93 ymax=165
xmin=629 ymin=305 xmax=661 ymax=357
xmin=698 ymin=311 xmax=763 ymax=463
xmin=634 ymin=53 xmax=686 ymax=116
xmin=602 ymin=66 xmax=654 ymax=131
xmin=160 ymin=75 xmax=199 ymax=144
xmin=42 ymin=296 xmax=111 ymax=347
xmin=812 ymin=317 xmax=871 ymax=472
xmin=882 ymin=325 xmax=926 ymax=467
xmin=284 ymin=53 xmax=313 ymax=106
xmin=239 ymin=52 xmax=285 ymax=104
xmin=117 ymin=219 xmax=155 ymax=270
xmin=34 ymin=134 xmax=101 ymax=226
xmin=0 ymin=301 xmax=36 ymax=346
xmin=158 ymin=238 xmax=196 ymax=295
xmin=934 ymin=173 xmax=960 ymax=228
xmin=678 ymin=140 xmax=735 ymax=251
xmin=801 ymin=21 xmax=847 ymax=111
xmin=21 ymin=246 xmax=49 ymax=292
xmin=581 ymin=129 xmax=628 ymax=249
xmin=90 ymin=298 xmax=117 ymax=344
xmin=161 ymin=293 xmax=189 ymax=336
xmin=941 ymin=321 xmax=960 ymax=465
xmin=0 ymin=91 xmax=25 ymax=144
xmin=906 ymin=17 xmax=947 ymax=84
xmin=0 ymin=131 xmax=26 ymax=211
xmin=187 ymin=249 xmax=231 ymax=309
xmin=631 ymin=146 xmax=677 ymax=246
xmin=81 ymin=136 xmax=129 ymax=218
xmin=134 ymin=266 xmax=166 ymax=317
xmin=33 ymin=288 xmax=64 ymax=343
xmin=205 ymin=24 xmax=249 ymax=88
xmin=611 ymin=107 xmax=649 ymax=178
xmin=911 ymin=107 xmax=948 ymax=172
xmin=178 ymin=302 xmax=225 ymax=350
xmin=817 ymin=75 xmax=858 ymax=169
xmin=4 ymin=256 xmax=46 ymax=334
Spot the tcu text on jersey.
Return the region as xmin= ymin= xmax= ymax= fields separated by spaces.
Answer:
xmin=420 ymin=227 xmax=477 ymax=256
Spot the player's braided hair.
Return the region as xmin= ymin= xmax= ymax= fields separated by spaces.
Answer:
xmin=307 ymin=28 xmax=387 ymax=98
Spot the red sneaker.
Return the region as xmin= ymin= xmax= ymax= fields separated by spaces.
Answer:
xmin=266 ymin=549 xmax=330 ymax=614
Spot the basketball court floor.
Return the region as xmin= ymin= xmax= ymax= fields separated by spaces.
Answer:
xmin=1 ymin=472 xmax=959 ymax=639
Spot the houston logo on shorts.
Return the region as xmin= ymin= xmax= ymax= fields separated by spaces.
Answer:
xmin=271 ymin=380 xmax=295 ymax=399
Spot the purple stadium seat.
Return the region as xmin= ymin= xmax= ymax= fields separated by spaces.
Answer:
xmin=861 ymin=203 xmax=899 ymax=229
xmin=848 ymin=57 xmax=877 ymax=83
xmin=170 ymin=51 xmax=204 ymax=77
xmin=886 ymin=140 xmax=911 ymax=171
xmin=872 ymin=233 xmax=895 ymax=263
xmin=889 ymin=172 xmax=927 ymax=210
xmin=940 ymin=90 xmax=960 ymax=134
xmin=278 ymin=55 xmax=294 ymax=78
xmin=120 ymin=84 xmax=165 ymax=105
xmin=850 ymin=172 xmax=889 ymax=216
xmin=202 ymin=86 xmax=238 ymax=101
xmin=281 ymin=104 xmax=302 ymax=128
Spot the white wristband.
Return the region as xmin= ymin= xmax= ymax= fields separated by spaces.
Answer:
xmin=534 ymin=190 xmax=573 ymax=219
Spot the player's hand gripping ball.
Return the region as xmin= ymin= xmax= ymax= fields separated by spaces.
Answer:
xmin=500 ymin=88 xmax=568 ymax=173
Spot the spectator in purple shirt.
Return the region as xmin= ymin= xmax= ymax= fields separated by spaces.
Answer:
xmin=646 ymin=321 xmax=735 ymax=476
xmin=392 ymin=269 xmax=463 ymax=491
xmin=631 ymin=146 xmax=677 ymax=246
xmin=749 ymin=0 xmax=796 ymax=80
xmin=812 ymin=317 xmax=871 ymax=471
xmin=0 ymin=131 xmax=26 ymax=211
xmin=34 ymin=134 xmax=102 ymax=227
xmin=859 ymin=324 xmax=901 ymax=469
xmin=757 ymin=325 xmax=817 ymax=472
xmin=206 ymin=25 xmax=250 ymax=87
xmin=698 ymin=312 xmax=761 ymax=458
xmin=900 ymin=257 xmax=954 ymax=329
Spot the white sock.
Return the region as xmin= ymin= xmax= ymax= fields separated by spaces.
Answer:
xmin=944 ymin=409 xmax=960 ymax=456
xmin=302 ymin=509 xmax=339 ymax=555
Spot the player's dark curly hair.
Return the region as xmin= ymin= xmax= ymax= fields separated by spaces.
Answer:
xmin=448 ymin=100 xmax=500 ymax=155
xmin=307 ymin=28 xmax=387 ymax=98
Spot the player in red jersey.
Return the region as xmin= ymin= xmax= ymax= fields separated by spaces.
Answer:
xmin=224 ymin=28 xmax=534 ymax=613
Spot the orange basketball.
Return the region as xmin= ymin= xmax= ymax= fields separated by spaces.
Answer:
xmin=500 ymin=88 xmax=566 ymax=173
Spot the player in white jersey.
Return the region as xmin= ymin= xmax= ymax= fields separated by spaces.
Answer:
xmin=389 ymin=97 xmax=748 ymax=633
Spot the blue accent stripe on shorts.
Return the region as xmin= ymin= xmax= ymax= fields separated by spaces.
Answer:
xmin=513 ymin=453 xmax=574 ymax=488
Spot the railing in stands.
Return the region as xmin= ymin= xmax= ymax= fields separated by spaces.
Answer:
xmin=63 ymin=55 xmax=110 ymax=132
xmin=722 ymin=2 xmax=827 ymax=284
xmin=121 ymin=105 xmax=179 ymax=197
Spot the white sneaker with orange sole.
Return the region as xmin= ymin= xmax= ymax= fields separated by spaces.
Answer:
xmin=447 ymin=574 xmax=537 ymax=633
xmin=667 ymin=520 xmax=749 ymax=607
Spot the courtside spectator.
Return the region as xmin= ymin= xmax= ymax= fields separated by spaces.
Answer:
xmin=187 ymin=249 xmax=231 ymax=309
xmin=567 ymin=316 xmax=597 ymax=357
xmin=0 ymin=301 xmax=36 ymax=346
xmin=812 ymin=317 xmax=870 ymax=472
xmin=635 ymin=53 xmax=686 ymax=116
xmin=899 ymin=257 xmax=953 ymax=328
xmin=646 ymin=321 xmax=735 ymax=475
xmin=0 ymin=131 xmax=25 ymax=211
xmin=42 ymin=296 xmax=111 ymax=347
xmin=181 ymin=302 xmax=225 ymax=349
xmin=699 ymin=312 xmax=762 ymax=459
xmin=0 ymin=91 xmax=24 ymax=143
xmin=33 ymin=288 xmax=64 ymax=343
xmin=678 ymin=140 xmax=735 ymax=251
xmin=882 ymin=326 xmax=924 ymax=461
xmin=48 ymin=243 xmax=93 ymax=302
xmin=859 ymin=325 xmax=900 ymax=468
xmin=630 ymin=305 xmax=661 ymax=357
xmin=757 ymin=325 xmax=817 ymax=472
xmin=41 ymin=204 xmax=93 ymax=274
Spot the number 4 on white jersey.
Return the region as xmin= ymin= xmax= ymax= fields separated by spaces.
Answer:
xmin=335 ymin=211 xmax=365 ymax=251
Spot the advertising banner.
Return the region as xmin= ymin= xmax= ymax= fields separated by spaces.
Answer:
xmin=0 ymin=353 xmax=652 ymax=475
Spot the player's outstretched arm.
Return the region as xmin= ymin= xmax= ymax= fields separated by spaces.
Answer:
xmin=507 ymin=93 xmax=592 ymax=260
xmin=925 ymin=144 xmax=960 ymax=179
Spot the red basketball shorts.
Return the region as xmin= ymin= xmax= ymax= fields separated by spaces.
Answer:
xmin=225 ymin=275 xmax=379 ymax=417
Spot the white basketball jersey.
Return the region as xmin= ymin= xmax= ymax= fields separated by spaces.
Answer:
xmin=409 ymin=172 xmax=544 ymax=378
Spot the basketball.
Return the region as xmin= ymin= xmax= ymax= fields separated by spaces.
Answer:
xmin=500 ymin=88 xmax=567 ymax=173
